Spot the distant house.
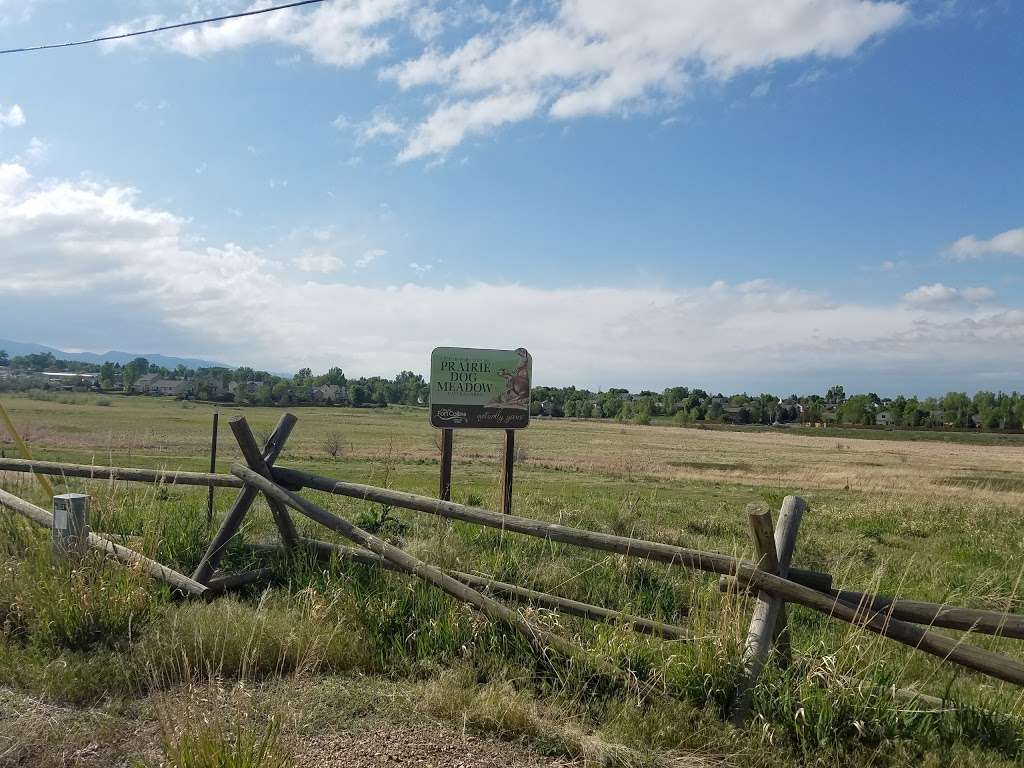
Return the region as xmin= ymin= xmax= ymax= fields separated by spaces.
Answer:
xmin=149 ymin=379 xmax=194 ymax=397
xmin=194 ymin=376 xmax=226 ymax=399
xmin=42 ymin=371 xmax=99 ymax=390
xmin=312 ymin=384 xmax=346 ymax=403
xmin=875 ymin=411 xmax=894 ymax=426
xmin=133 ymin=373 xmax=161 ymax=393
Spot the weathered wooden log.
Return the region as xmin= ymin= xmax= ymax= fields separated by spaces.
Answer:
xmin=206 ymin=567 xmax=274 ymax=593
xmin=192 ymin=414 xmax=296 ymax=584
xmin=270 ymin=466 xmax=832 ymax=591
xmin=721 ymin=579 xmax=1024 ymax=641
xmin=731 ymin=498 xmax=804 ymax=723
xmin=229 ymin=417 xmax=300 ymax=547
xmin=831 ymin=590 xmax=1024 ymax=641
xmin=0 ymin=486 xmax=208 ymax=598
xmin=231 ymin=464 xmax=587 ymax=663
xmin=0 ymin=457 xmax=243 ymax=488
xmin=246 ymin=537 xmax=689 ymax=641
xmin=270 ymin=467 xmax=1024 ymax=686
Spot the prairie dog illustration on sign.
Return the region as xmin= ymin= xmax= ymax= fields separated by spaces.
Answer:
xmin=492 ymin=347 xmax=531 ymax=407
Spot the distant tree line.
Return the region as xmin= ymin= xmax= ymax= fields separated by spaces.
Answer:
xmin=2 ymin=349 xmax=1020 ymax=430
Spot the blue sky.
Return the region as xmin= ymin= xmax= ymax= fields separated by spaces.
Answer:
xmin=0 ymin=0 xmax=1021 ymax=395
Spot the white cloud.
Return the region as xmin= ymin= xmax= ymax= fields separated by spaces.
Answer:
xmin=0 ymin=162 xmax=30 ymax=201
xmin=947 ymin=227 xmax=1024 ymax=260
xmin=903 ymin=283 xmax=995 ymax=305
xmin=97 ymin=1 xmax=907 ymax=162
xmin=0 ymin=103 xmax=25 ymax=129
xmin=0 ymin=1 xmax=35 ymax=26
xmin=903 ymin=283 xmax=958 ymax=304
xmin=399 ymin=91 xmax=542 ymax=161
xmin=409 ymin=7 xmax=444 ymax=41
xmin=385 ymin=0 xmax=907 ymax=158
xmin=294 ymin=253 xmax=346 ymax=273
xmin=3 ymin=167 xmax=1021 ymax=392
xmin=358 ymin=110 xmax=404 ymax=143
xmin=962 ymin=286 xmax=995 ymax=302
xmin=750 ymin=81 xmax=771 ymax=98
xmin=355 ymin=248 xmax=386 ymax=268
xmin=17 ymin=137 xmax=48 ymax=163
xmin=102 ymin=0 xmax=412 ymax=67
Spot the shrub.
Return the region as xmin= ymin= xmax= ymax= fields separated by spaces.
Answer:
xmin=321 ymin=431 xmax=345 ymax=458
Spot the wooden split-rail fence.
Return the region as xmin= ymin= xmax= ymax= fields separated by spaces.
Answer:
xmin=2 ymin=412 xmax=1024 ymax=718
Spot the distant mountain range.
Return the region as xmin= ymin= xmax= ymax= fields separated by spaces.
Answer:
xmin=0 ymin=339 xmax=230 ymax=370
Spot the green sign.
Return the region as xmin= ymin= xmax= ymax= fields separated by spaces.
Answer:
xmin=429 ymin=347 xmax=532 ymax=429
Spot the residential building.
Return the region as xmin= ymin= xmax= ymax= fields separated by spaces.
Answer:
xmin=132 ymin=373 xmax=161 ymax=393
xmin=313 ymin=384 xmax=346 ymax=402
xmin=149 ymin=379 xmax=194 ymax=397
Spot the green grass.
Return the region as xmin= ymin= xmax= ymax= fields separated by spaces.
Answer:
xmin=1 ymin=394 xmax=1024 ymax=766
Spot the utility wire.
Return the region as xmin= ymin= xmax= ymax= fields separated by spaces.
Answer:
xmin=0 ymin=0 xmax=326 ymax=55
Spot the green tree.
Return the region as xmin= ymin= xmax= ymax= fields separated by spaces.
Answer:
xmin=825 ymin=385 xmax=846 ymax=404
xmin=122 ymin=360 xmax=140 ymax=392
xmin=0 ymin=350 xmax=8 ymax=366
xmin=99 ymin=362 xmax=116 ymax=389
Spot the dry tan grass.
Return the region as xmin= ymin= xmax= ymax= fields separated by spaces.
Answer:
xmin=2 ymin=394 xmax=1021 ymax=506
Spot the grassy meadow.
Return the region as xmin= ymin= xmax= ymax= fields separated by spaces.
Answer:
xmin=1 ymin=392 xmax=1024 ymax=767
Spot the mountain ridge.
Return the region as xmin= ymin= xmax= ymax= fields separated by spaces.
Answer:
xmin=0 ymin=339 xmax=231 ymax=370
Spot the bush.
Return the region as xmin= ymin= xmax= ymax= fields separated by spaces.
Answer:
xmin=321 ymin=431 xmax=345 ymax=458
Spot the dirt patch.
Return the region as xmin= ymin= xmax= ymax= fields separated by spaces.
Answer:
xmin=297 ymin=725 xmax=574 ymax=767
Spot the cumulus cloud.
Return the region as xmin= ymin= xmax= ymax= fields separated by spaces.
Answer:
xmin=98 ymin=1 xmax=907 ymax=161
xmin=947 ymin=227 xmax=1024 ymax=260
xmin=101 ymin=0 xmax=413 ymax=67
xmin=903 ymin=283 xmax=995 ymax=305
xmin=2 ymin=166 xmax=1021 ymax=392
xmin=294 ymin=253 xmax=345 ymax=273
xmin=399 ymin=92 xmax=542 ymax=160
xmin=0 ymin=103 xmax=25 ymax=129
xmin=384 ymin=0 xmax=907 ymax=158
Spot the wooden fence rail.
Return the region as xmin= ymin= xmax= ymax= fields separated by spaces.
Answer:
xmin=4 ymin=448 xmax=1024 ymax=688
xmin=0 ymin=486 xmax=208 ymax=598
xmin=0 ymin=457 xmax=243 ymax=488
xmin=256 ymin=467 xmax=1024 ymax=687
xmin=270 ymin=466 xmax=834 ymax=592
xmin=246 ymin=538 xmax=690 ymax=641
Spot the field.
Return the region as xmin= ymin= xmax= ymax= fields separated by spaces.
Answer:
xmin=2 ymin=393 xmax=1024 ymax=767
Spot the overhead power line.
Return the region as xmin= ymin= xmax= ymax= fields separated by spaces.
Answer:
xmin=0 ymin=0 xmax=326 ymax=55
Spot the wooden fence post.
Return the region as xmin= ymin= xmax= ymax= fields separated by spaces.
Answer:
xmin=52 ymin=492 xmax=89 ymax=558
xmin=439 ymin=428 xmax=453 ymax=501
xmin=191 ymin=413 xmax=297 ymax=584
xmin=206 ymin=411 xmax=219 ymax=530
xmin=500 ymin=429 xmax=515 ymax=515
xmin=731 ymin=496 xmax=805 ymax=723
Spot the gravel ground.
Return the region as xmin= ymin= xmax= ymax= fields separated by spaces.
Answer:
xmin=0 ymin=686 xmax=579 ymax=768
xmin=297 ymin=724 xmax=575 ymax=768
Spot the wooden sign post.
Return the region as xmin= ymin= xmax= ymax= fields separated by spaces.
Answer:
xmin=439 ymin=428 xmax=454 ymax=501
xmin=429 ymin=347 xmax=532 ymax=513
